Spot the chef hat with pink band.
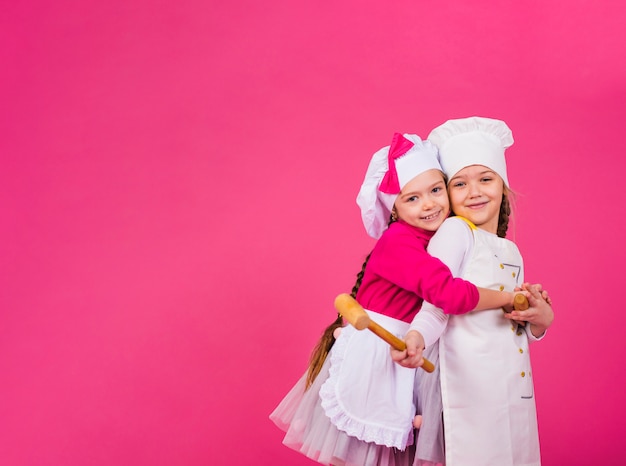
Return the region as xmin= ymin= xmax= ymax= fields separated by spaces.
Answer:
xmin=356 ymin=133 xmax=442 ymax=239
xmin=427 ymin=116 xmax=514 ymax=186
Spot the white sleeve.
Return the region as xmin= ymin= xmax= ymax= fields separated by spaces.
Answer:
xmin=526 ymin=327 xmax=547 ymax=342
xmin=409 ymin=218 xmax=474 ymax=347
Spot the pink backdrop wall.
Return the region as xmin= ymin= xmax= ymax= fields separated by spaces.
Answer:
xmin=2 ymin=1 xmax=625 ymax=464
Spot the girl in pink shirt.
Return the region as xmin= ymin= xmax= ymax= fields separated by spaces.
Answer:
xmin=270 ymin=133 xmax=532 ymax=466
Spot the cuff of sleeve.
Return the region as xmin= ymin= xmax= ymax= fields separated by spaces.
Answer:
xmin=526 ymin=326 xmax=547 ymax=342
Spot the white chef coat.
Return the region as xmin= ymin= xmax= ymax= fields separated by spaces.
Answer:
xmin=411 ymin=217 xmax=542 ymax=466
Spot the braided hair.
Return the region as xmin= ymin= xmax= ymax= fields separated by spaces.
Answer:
xmin=497 ymin=193 xmax=511 ymax=238
xmin=305 ymin=216 xmax=397 ymax=389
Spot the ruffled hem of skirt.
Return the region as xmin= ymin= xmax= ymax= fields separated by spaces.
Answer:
xmin=270 ymin=357 xmax=416 ymax=466
xmin=319 ymin=325 xmax=413 ymax=449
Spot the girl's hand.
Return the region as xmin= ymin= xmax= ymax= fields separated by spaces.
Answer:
xmin=391 ymin=330 xmax=427 ymax=368
xmin=519 ymin=282 xmax=552 ymax=306
xmin=505 ymin=283 xmax=554 ymax=337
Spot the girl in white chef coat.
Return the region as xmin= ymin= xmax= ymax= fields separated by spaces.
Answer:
xmin=270 ymin=131 xmax=538 ymax=466
xmin=393 ymin=116 xmax=554 ymax=466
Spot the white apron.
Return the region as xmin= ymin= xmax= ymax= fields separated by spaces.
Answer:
xmin=439 ymin=226 xmax=541 ymax=466
xmin=319 ymin=310 xmax=417 ymax=450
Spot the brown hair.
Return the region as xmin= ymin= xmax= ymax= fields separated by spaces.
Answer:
xmin=497 ymin=192 xmax=511 ymax=238
xmin=304 ymin=253 xmax=371 ymax=389
xmin=304 ymin=214 xmax=398 ymax=389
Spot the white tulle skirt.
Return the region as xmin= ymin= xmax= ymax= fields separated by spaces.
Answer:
xmin=413 ymin=343 xmax=445 ymax=466
xmin=270 ymin=312 xmax=419 ymax=466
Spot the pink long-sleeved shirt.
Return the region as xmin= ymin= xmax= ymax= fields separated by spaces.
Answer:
xmin=355 ymin=219 xmax=479 ymax=323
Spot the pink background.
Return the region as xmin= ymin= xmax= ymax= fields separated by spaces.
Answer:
xmin=2 ymin=1 xmax=625 ymax=464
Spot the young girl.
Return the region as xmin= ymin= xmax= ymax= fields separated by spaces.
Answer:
xmin=270 ymin=133 xmax=534 ymax=466
xmin=393 ymin=117 xmax=554 ymax=466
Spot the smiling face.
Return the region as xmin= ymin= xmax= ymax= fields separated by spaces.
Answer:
xmin=393 ymin=169 xmax=450 ymax=232
xmin=447 ymin=164 xmax=505 ymax=234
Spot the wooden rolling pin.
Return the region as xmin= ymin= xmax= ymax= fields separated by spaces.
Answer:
xmin=513 ymin=293 xmax=529 ymax=310
xmin=334 ymin=293 xmax=435 ymax=373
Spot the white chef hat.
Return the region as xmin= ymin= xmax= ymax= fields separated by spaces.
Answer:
xmin=427 ymin=116 xmax=514 ymax=186
xmin=356 ymin=133 xmax=442 ymax=239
